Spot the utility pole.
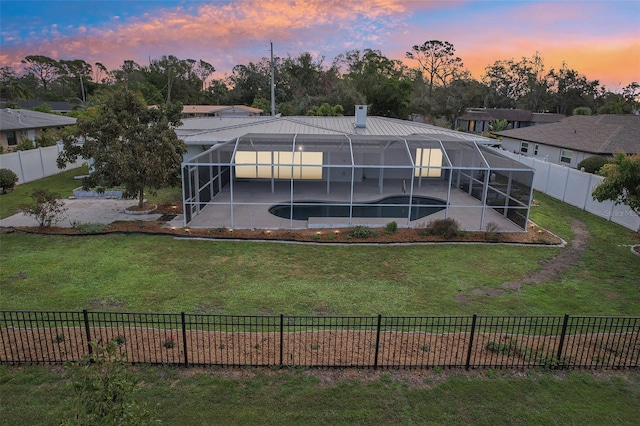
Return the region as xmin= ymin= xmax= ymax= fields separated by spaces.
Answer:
xmin=270 ymin=42 xmax=276 ymax=116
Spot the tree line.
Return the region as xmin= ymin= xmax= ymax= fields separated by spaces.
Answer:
xmin=1 ymin=41 xmax=638 ymax=127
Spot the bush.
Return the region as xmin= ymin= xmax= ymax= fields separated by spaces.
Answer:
xmin=72 ymin=221 xmax=108 ymax=233
xmin=485 ymin=222 xmax=502 ymax=242
xmin=15 ymin=138 xmax=35 ymax=151
xmin=577 ymin=156 xmax=608 ymax=174
xmin=0 ymin=168 xmax=18 ymax=194
xmin=425 ymin=218 xmax=460 ymax=238
xmin=21 ymin=189 xmax=68 ymax=227
xmin=350 ymin=225 xmax=377 ymax=239
xmin=385 ymin=221 xmax=398 ymax=234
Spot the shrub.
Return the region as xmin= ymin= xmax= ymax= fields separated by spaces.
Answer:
xmin=350 ymin=225 xmax=376 ymax=239
xmin=0 ymin=168 xmax=18 ymax=193
xmin=577 ymin=156 xmax=608 ymax=174
xmin=62 ymin=340 xmax=156 ymax=425
xmin=21 ymin=189 xmax=68 ymax=227
xmin=385 ymin=221 xmax=398 ymax=234
xmin=425 ymin=218 xmax=460 ymax=238
xmin=72 ymin=221 xmax=108 ymax=233
xmin=15 ymin=138 xmax=35 ymax=151
xmin=485 ymin=222 xmax=502 ymax=242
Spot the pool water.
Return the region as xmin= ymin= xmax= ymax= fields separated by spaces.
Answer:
xmin=268 ymin=196 xmax=446 ymax=221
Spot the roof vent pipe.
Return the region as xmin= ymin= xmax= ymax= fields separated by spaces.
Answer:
xmin=355 ymin=105 xmax=367 ymax=128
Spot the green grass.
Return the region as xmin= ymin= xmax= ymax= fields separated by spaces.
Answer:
xmin=1 ymin=365 xmax=639 ymax=425
xmin=1 ymin=190 xmax=639 ymax=315
xmin=0 ymin=166 xmax=181 ymax=220
xmin=0 ymin=166 xmax=88 ymax=219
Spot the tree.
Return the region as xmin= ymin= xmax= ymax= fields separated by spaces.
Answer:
xmin=21 ymin=55 xmax=60 ymax=92
xmin=592 ymin=152 xmax=640 ymax=218
xmin=57 ymin=87 xmax=186 ymax=208
xmin=406 ymin=40 xmax=464 ymax=97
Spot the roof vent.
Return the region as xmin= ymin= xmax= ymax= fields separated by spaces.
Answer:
xmin=355 ymin=105 xmax=367 ymax=128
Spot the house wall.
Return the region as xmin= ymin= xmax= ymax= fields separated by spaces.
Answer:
xmin=1 ymin=128 xmax=41 ymax=151
xmin=501 ymin=137 xmax=594 ymax=168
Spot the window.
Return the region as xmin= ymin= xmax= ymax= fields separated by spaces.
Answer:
xmin=6 ymin=131 xmax=17 ymax=146
xmin=234 ymin=151 xmax=323 ymax=179
xmin=560 ymin=149 xmax=573 ymax=164
xmin=414 ymin=148 xmax=443 ymax=177
xmin=534 ymin=144 xmax=539 ymax=156
xmin=520 ymin=142 xmax=529 ymax=154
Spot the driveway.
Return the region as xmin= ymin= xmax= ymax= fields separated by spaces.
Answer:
xmin=0 ymin=198 xmax=183 ymax=228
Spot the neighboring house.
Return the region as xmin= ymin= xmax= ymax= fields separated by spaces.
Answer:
xmin=456 ymin=108 xmax=565 ymax=132
xmin=179 ymin=106 xmax=534 ymax=232
xmin=180 ymin=105 xmax=263 ymax=118
xmin=0 ymin=108 xmax=76 ymax=152
xmin=494 ymin=114 xmax=640 ymax=168
xmin=0 ymin=100 xmax=74 ymax=114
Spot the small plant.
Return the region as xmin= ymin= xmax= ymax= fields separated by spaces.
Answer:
xmin=326 ymin=232 xmax=336 ymax=241
xmin=53 ymin=334 xmax=65 ymax=344
xmin=419 ymin=344 xmax=431 ymax=352
xmin=485 ymin=222 xmax=502 ymax=242
xmin=350 ymin=225 xmax=376 ymax=239
xmin=385 ymin=221 xmax=398 ymax=234
xmin=218 ymin=344 xmax=226 ymax=350
xmin=112 ymin=335 xmax=126 ymax=346
xmin=0 ymin=168 xmax=18 ymax=193
xmin=21 ymin=189 xmax=68 ymax=227
xmin=15 ymin=138 xmax=36 ymax=151
xmin=425 ymin=218 xmax=460 ymax=238
xmin=253 ymin=344 xmax=261 ymax=350
xmin=310 ymin=343 xmax=319 ymax=350
xmin=163 ymin=336 xmax=176 ymax=349
xmin=73 ymin=221 xmax=108 ymax=234
xmin=312 ymin=233 xmax=321 ymax=241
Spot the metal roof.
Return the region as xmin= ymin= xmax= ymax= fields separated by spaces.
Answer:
xmin=179 ymin=115 xmax=498 ymax=145
xmin=0 ymin=108 xmax=77 ymax=131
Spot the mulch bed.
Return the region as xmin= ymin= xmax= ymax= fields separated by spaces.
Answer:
xmin=4 ymin=203 xmax=563 ymax=245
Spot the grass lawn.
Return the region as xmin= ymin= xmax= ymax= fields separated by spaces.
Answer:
xmin=1 ymin=187 xmax=639 ymax=315
xmin=1 ymin=365 xmax=639 ymax=425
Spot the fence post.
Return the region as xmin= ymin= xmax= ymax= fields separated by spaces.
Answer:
xmin=465 ymin=314 xmax=477 ymax=371
xmin=279 ymin=314 xmax=284 ymax=368
xmin=82 ymin=309 xmax=92 ymax=357
xmin=373 ymin=314 xmax=382 ymax=370
xmin=181 ymin=312 xmax=188 ymax=367
xmin=555 ymin=314 xmax=570 ymax=368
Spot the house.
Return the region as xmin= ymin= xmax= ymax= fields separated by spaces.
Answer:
xmin=179 ymin=106 xmax=534 ymax=232
xmin=494 ymin=115 xmax=640 ymax=168
xmin=179 ymin=105 xmax=263 ymax=118
xmin=0 ymin=100 xmax=74 ymax=114
xmin=0 ymin=108 xmax=76 ymax=152
xmin=456 ymin=108 xmax=565 ymax=133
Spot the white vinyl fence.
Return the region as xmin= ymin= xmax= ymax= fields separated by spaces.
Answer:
xmin=497 ymin=150 xmax=640 ymax=232
xmin=0 ymin=143 xmax=85 ymax=185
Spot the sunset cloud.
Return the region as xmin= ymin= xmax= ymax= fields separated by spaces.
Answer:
xmin=1 ymin=0 xmax=637 ymax=89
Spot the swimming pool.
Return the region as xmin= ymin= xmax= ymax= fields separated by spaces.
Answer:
xmin=268 ymin=196 xmax=446 ymax=221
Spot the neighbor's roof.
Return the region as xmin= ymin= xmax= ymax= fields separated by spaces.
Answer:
xmin=457 ymin=108 xmax=565 ymax=123
xmin=494 ymin=114 xmax=640 ymax=154
xmin=0 ymin=108 xmax=76 ymax=131
xmin=0 ymin=100 xmax=74 ymax=113
xmin=178 ymin=115 xmax=498 ymax=145
xmin=181 ymin=105 xmax=263 ymax=114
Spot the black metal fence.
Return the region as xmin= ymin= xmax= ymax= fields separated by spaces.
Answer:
xmin=1 ymin=311 xmax=638 ymax=369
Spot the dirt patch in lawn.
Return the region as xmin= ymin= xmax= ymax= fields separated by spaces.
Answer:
xmin=468 ymin=220 xmax=589 ymax=298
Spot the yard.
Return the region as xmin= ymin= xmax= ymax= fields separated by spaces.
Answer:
xmin=1 ymin=168 xmax=639 ymax=424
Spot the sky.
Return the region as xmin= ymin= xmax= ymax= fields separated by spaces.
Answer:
xmin=1 ymin=0 xmax=638 ymax=91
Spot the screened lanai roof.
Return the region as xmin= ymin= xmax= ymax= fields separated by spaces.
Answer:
xmin=187 ymin=132 xmax=531 ymax=173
